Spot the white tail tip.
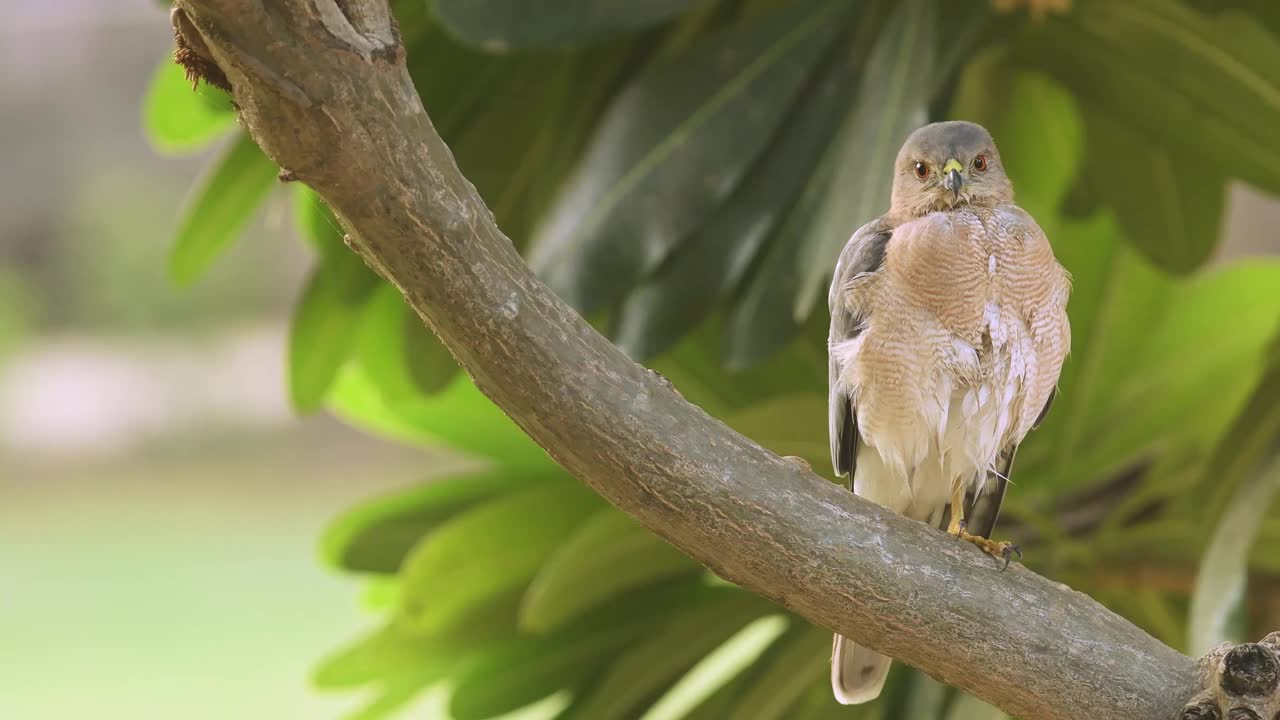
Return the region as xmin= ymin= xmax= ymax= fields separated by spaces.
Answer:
xmin=831 ymin=633 xmax=892 ymax=705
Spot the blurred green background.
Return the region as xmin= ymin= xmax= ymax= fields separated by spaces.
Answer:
xmin=3 ymin=0 xmax=1280 ymax=719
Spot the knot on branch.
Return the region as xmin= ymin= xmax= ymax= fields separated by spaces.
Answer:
xmin=1182 ymin=633 xmax=1280 ymax=720
xmin=170 ymin=6 xmax=230 ymax=93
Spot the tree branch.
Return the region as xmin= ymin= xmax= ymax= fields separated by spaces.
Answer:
xmin=171 ymin=2 xmax=1202 ymax=717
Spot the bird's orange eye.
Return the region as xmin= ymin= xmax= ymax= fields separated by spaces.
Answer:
xmin=973 ymin=154 xmax=988 ymax=172
xmin=913 ymin=161 xmax=929 ymax=179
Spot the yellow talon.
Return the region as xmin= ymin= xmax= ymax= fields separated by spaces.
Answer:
xmin=947 ymin=481 xmax=1021 ymax=569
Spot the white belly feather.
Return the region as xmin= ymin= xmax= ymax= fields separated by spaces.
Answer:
xmin=840 ymin=301 xmax=1033 ymax=524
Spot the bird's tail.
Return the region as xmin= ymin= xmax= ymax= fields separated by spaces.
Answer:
xmin=831 ymin=633 xmax=892 ymax=705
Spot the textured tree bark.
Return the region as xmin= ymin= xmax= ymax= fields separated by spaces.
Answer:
xmin=171 ymin=2 xmax=1205 ymax=718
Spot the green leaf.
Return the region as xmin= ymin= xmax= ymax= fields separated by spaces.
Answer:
xmin=947 ymin=48 xmax=1084 ymax=223
xmin=319 ymin=466 xmax=549 ymax=574
xmin=721 ymin=152 xmax=835 ymax=369
xmin=398 ymin=480 xmax=604 ymax=635
xmin=641 ymin=615 xmax=790 ymax=720
xmin=293 ymin=185 xmax=349 ymax=259
xmin=449 ymin=623 xmax=646 ymax=720
xmin=612 ymin=1 xmax=889 ymax=361
xmin=143 ymin=58 xmax=236 ymax=155
xmin=565 ymin=588 xmax=771 ymax=720
xmin=520 ymin=508 xmax=701 ymax=633
xmin=340 ymin=671 xmax=440 ymax=717
xmin=1080 ymin=108 xmax=1225 ymax=275
xmin=1046 ymin=259 xmax=1280 ymax=492
xmin=1017 ymin=0 xmax=1280 ymax=195
xmin=647 ymin=319 xmax=826 ymax=419
xmin=725 ymin=622 xmax=830 ymax=720
xmin=901 ymin=672 xmax=949 ymax=720
xmin=356 ymin=284 xmax=460 ymax=404
xmin=288 ymin=254 xmax=381 ymax=412
xmin=528 ymin=0 xmax=849 ymax=315
xmin=311 ymin=624 xmax=454 ymax=690
xmin=1188 ymin=363 xmax=1280 ymax=654
xmin=340 ymin=673 xmax=442 ymax=720
xmin=328 ymin=361 xmax=552 ymax=467
xmin=794 ymin=0 xmax=936 ymax=319
xmin=168 ymin=131 xmax=278 ymax=285
xmin=946 ymin=693 xmax=1008 ymax=720
xmin=721 ymin=394 xmax=829 ymax=476
xmin=400 ymin=20 xmax=630 ymax=253
xmin=431 ymin=0 xmax=698 ymax=50
xmin=444 ymin=51 xmax=620 ymax=250
xmin=1013 ymin=209 xmax=1280 ymax=498
xmin=361 ymin=577 xmax=401 ymax=611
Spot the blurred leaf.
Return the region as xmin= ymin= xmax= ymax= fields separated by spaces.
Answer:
xmin=947 ymin=48 xmax=1084 ymax=222
xmin=398 ymin=480 xmax=603 ymax=635
xmin=444 ymin=52 xmax=614 ymax=248
xmin=293 ymin=185 xmax=349 ymax=258
xmin=320 ymin=466 xmax=550 ymax=574
xmin=1204 ymin=335 xmax=1280 ymax=518
xmin=794 ymin=0 xmax=936 ymax=319
xmin=316 ymin=588 xmax=527 ymax=692
xmin=612 ymin=1 xmax=890 ymax=360
xmin=521 ymin=509 xmax=701 ymax=634
xmin=641 ymin=615 xmax=789 ymax=720
xmin=721 ymin=152 xmax=834 ymax=368
xmin=679 ymin=673 xmax=756 ymax=720
xmin=356 ymin=285 xmax=459 ymax=405
xmin=721 ymin=394 xmax=829 ymax=475
xmin=1233 ymin=0 xmax=1280 ymax=37
xmin=566 ymin=588 xmax=771 ymax=720
xmin=288 ymin=254 xmax=380 ymax=412
xmin=312 ymin=624 xmax=454 ymax=690
xmin=529 ymin=0 xmax=850 ymax=315
xmin=648 ymin=318 xmax=826 ymax=418
xmin=1000 ymin=164 xmax=1280 ymax=499
xmin=328 ymin=361 xmax=552 ymax=466
xmin=401 ymin=307 xmax=459 ymax=395
xmin=946 ymin=693 xmax=1008 ymax=720
xmin=361 ymin=577 xmax=401 ymax=611
xmin=725 ymin=622 xmax=830 ymax=720
xmin=449 ymin=622 xmax=646 ymax=720
xmin=1081 ymin=109 xmax=1225 ymax=274
xmin=0 ymin=269 xmax=34 ymax=356
xmin=1189 ymin=369 xmax=1280 ymax=654
xmin=168 ymin=131 xmax=277 ymax=285
xmin=431 ymin=0 xmax=698 ymax=50
xmin=341 ymin=669 xmax=443 ymax=720
xmin=143 ymin=58 xmax=236 ymax=155
xmin=901 ymin=672 xmax=949 ymax=719
xmin=402 ymin=18 xmax=631 ymax=250
xmin=1054 ymin=260 xmax=1280 ymax=491
xmin=1017 ymin=0 xmax=1280 ymax=195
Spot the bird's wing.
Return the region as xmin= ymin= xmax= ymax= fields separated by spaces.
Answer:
xmin=828 ymin=219 xmax=892 ymax=482
xmin=944 ymin=387 xmax=1057 ymax=538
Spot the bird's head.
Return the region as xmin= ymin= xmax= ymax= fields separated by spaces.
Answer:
xmin=889 ymin=121 xmax=1013 ymax=219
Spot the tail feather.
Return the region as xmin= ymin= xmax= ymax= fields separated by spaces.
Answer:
xmin=831 ymin=633 xmax=892 ymax=705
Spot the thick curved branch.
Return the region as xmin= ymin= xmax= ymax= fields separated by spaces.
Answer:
xmin=171 ymin=2 xmax=1200 ymax=717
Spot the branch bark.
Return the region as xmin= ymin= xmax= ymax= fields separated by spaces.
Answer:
xmin=171 ymin=2 xmax=1203 ymax=717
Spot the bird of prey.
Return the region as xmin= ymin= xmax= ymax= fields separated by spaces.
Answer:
xmin=827 ymin=121 xmax=1071 ymax=704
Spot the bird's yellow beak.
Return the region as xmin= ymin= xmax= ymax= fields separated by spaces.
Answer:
xmin=942 ymin=158 xmax=964 ymax=198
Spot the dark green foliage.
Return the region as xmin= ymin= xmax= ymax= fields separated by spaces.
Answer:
xmin=146 ymin=0 xmax=1280 ymax=717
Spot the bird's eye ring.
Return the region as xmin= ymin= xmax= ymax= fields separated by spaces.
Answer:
xmin=973 ymin=154 xmax=988 ymax=172
xmin=913 ymin=161 xmax=929 ymax=179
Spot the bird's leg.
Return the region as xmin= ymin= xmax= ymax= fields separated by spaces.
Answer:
xmin=947 ymin=480 xmax=1022 ymax=570
xmin=946 ymin=481 xmax=966 ymax=536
